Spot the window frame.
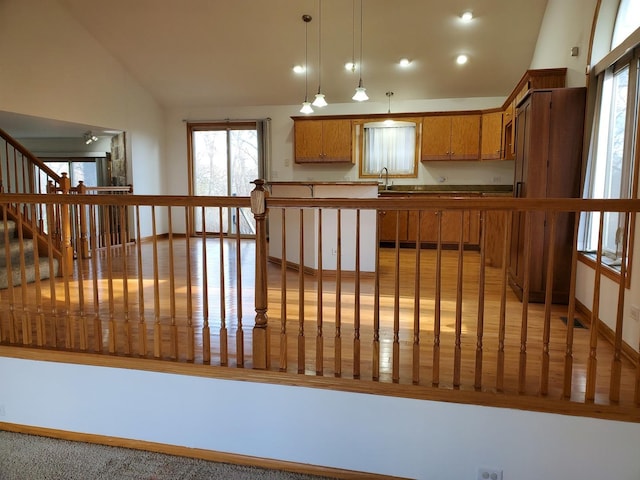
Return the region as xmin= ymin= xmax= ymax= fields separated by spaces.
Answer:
xmin=355 ymin=117 xmax=421 ymax=180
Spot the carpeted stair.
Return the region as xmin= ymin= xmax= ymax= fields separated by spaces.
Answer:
xmin=0 ymin=219 xmax=58 ymax=289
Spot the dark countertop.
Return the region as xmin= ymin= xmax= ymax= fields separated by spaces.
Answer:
xmin=378 ymin=184 xmax=513 ymax=195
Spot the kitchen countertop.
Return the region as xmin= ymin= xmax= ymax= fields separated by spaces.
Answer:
xmin=378 ymin=184 xmax=513 ymax=195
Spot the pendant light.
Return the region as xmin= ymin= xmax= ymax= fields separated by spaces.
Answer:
xmin=352 ymin=0 xmax=368 ymax=102
xmin=312 ymin=0 xmax=328 ymax=107
xmin=300 ymin=14 xmax=314 ymax=114
xmin=384 ymin=91 xmax=394 ymax=125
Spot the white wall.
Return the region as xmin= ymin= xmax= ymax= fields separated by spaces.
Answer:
xmin=530 ymin=0 xmax=598 ymax=87
xmin=0 ymin=0 xmax=166 ymax=237
xmin=1 ymin=356 xmax=639 ymax=480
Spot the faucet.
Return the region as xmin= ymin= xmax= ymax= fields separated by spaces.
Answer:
xmin=379 ymin=167 xmax=389 ymax=190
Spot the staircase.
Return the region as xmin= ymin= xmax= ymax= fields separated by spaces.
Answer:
xmin=1 ymin=219 xmax=58 ymax=290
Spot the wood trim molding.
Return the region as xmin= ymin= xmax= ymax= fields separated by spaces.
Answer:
xmin=575 ymin=298 xmax=640 ymax=364
xmin=267 ymin=255 xmax=375 ymax=279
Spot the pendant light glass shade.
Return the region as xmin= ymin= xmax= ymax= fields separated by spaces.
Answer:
xmin=352 ymin=79 xmax=368 ymax=101
xmin=300 ymin=101 xmax=314 ymax=114
xmin=312 ymin=92 xmax=327 ymax=107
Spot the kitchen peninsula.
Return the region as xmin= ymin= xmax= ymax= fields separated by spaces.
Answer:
xmin=268 ymin=181 xmax=378 ymax=273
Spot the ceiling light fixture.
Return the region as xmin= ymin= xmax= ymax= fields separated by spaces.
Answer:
xmin=293 ymin=65 xmax=305 ymax=74
xmin=312 ymin=0 xmax=328 ymax=107
xmin=399 ymin=58 xmax=411 ymax=67
xmin=460 ymin=11 xmax=473 ymax=22
xmin=300 ymin=14 xmax=314 ymax=114
xmin=456 ymin=54 xmax=469 ymax=65
xmin=83 ymin=131 xmax=98 ymax=144
xmin=346 ymin=0 xmax=357 ymax=73
xmin=352 ymin=0 xmax=368 ymax=102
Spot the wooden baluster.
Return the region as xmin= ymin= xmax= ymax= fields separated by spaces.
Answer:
xmin=334 ymin=209 xmax=342 ymax=378
xmin=432 ymin=210 xmax=443 ymax=387
xmin=105 ymin=204 xmax=116 ymax=354
xmin=46 ymin=200 xmax=59 ymax=346
xmin=15 ymin=205 xmax=32 ymax=346
xmin=393 ymin=210 xmax=401 ymax=383
xmin=76 ymin=181 xmax=90 ymax=259
xmin=185 ymin=206 xmax=194 ymax=362
xmin=120 ymin=204 xmax=131 ymax=355
xmin=74 ymin=199 xmax=88 ymax=351
xmin=168 ymin=207 xmax=178 ymax=360
xmin=201 ymin=206 xmax=211 ymax=364
xmin=218 ymin=207 xmax=227 ymax=366
xmin=135 ymin=205 xmax=147 ymax=357
xmin=413 ymin=210 xmax=422 ymax=385
xmin=373 ymin=210 xmax=381 ymax=381
xmin=475 ymin=210 xmax=487 ymax=391
xmin=297 ymin=208 xmax=305 ymax=373
xmin=316 ymin=209 xmax=324 ymax=376
xmin=89 ymin=204 xmax=102 ymax=352
xmin=586 ymin=212 xmax=605 ymax=402
xmin=563 ymin=211 xmax=581 ymax=399
xmin=59 ymin=173 xmax=74 ymax=274
xmin=235 ymin=207 xmax=244 ymax=367
xmin=279 ymin=209 xmax=288 ymax=371
xmin=251 ymin=179 xmax=269 ymax=369
xmin=29 ymin=202 xmax=45 ymax=347
xmin=518 ymin=212 xmax=533 ymax=394
xmin=353 ymin=209 xmax=361 ymax=380
xmin=12 ymin=148 xmax=18 ymax=194
xmin=453 ymin=211 xmax=464 ymax=388
xmin=540 ymin=211 xmax=557 ymax=396
xmin=2 ymin=205 xmax=17 ymax=344
xmin=610 ymin=211 xmax=630 ymax=403
xmin=152 ymin=206 xmax=162 ymax=358
xmin=496 ymin=211 xmax=512 ymax=392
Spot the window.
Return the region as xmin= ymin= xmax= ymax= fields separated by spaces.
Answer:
xmin=580 ymin=0 xmax=640 ymax=273
xmin=357 ymin=118 xmax=420 ymax=178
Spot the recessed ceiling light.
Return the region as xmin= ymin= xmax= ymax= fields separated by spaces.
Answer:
xmin=345 ymin=61 xmax=356 ymax=72
xmin=293 ymin=65 xmax=305 ymax=74
xmin=399 ymin=58 xmax=411 ymax=67
xmin=460 ymin=11 xmax=473 ymax=22
xmin=456 ymin=54 xmax=469 ymax=65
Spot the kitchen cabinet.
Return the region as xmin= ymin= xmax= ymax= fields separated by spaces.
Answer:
xmin=293 ymin=118 xmax=353 ymax=163
xmin=508 ymin=88 xmax=586 ymax=303
xmin=379 ymin=210 xmax=409 ymax=243
xmin=481 ymin=111 xmax=504 ymax=160
xmin=408 ymin=210 xmax=479 ymax=246
xmin=421 ymin=114 xmax=480 ymax=161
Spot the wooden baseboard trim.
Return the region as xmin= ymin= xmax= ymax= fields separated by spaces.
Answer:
xmin=575 ymin=299 xmax=640 ymax=364
xmin=267 ymin=256 xmax=375 ymax=279
xmin=0 ymin=422 xmax=404 ymax=480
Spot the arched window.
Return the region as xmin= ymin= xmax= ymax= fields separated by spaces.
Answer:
xmin=581 ymin=0 xmax=640 ymax=274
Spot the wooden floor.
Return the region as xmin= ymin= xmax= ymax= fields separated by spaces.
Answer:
xmin=1 ymin=237 xmax=637 ymax=409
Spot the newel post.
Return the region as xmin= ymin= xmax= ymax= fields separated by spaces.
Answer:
xmin=251 ymin=179 xmax=270 ymax=369
xmin=59 ymin=173 xmax=74 ymax=273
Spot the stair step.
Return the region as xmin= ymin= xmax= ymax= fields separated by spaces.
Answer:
xmin=0 ymin=220 xmax=17 ymax=239
xmin=0 ymin=238 xmax=35 ymax=268
xmin=0 ymin=256 xmax=58 ymax=290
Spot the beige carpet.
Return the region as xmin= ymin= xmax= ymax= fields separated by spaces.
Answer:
xmin=0 ymin=431 xmax=338 ymax=480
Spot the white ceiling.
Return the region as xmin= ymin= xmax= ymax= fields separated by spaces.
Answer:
xmin=3 ymin=0 xmax=550 ymax=137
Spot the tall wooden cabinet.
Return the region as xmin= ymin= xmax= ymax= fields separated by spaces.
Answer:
xmin=508 ymin=88 xmax=586 ymax=303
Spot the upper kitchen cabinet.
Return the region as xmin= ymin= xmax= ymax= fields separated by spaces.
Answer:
xmin=421 ymin=114 xmax=480 ymax=161
xmin=480 ymin=111 xmax=503 ymax=160
xmin=293 ymin=118 xmax=353 ymax=163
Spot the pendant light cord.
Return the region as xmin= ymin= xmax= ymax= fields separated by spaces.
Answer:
xmin=317 ymin=0 xmax=322 ymax=92
xmin=359 ymin=0 xmax=364 ymax=83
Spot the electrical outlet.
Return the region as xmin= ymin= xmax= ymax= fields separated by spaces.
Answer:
xmin=477 ymin=467 xmax=503 ymax=480
xmin=331 ymin=248 xmax=337 ymax=256
xmin=631 ymin=305 xmax=640 ymax=322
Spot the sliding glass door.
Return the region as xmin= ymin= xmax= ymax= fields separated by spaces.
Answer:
xmin=188 ymin=122 xmax=263 ymax=236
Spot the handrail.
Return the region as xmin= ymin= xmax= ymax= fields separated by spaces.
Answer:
xmin=0 ymin=126 xmax=63 ymax=183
